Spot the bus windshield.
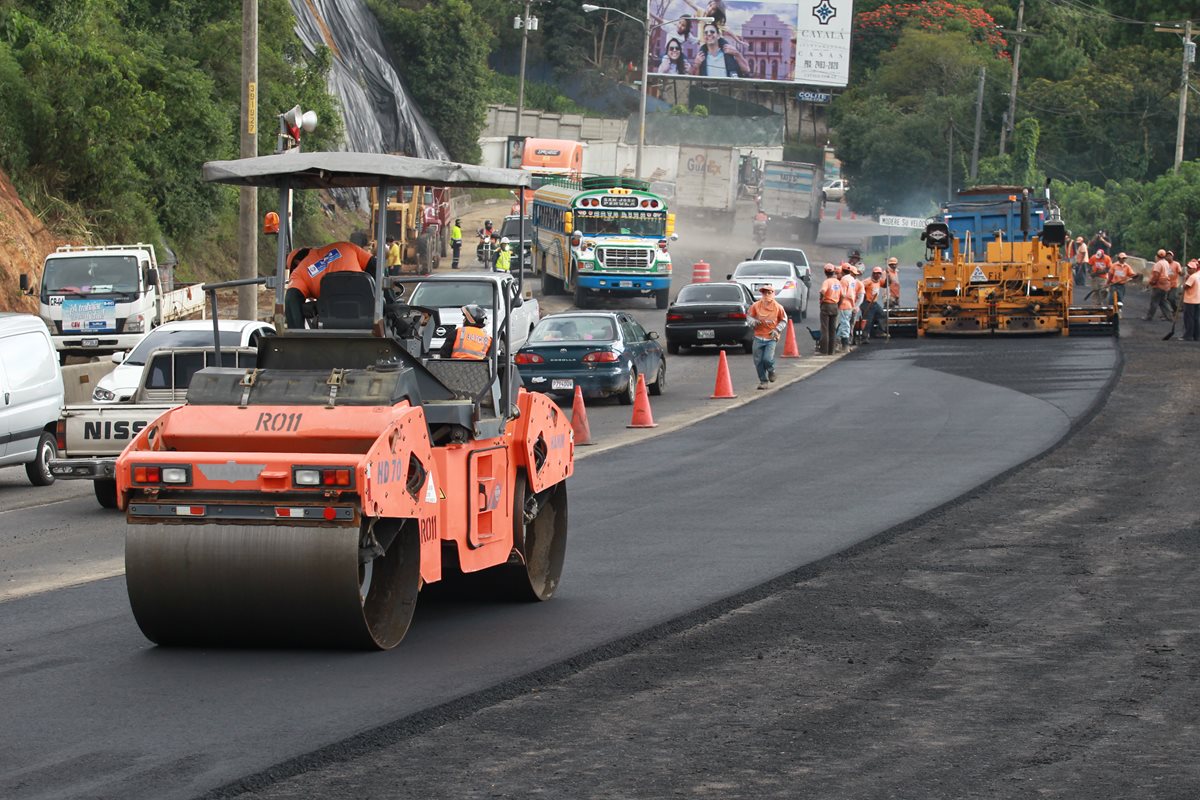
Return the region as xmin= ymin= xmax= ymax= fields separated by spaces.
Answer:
xmin=574 ymin=209 xmax=665 ymax=238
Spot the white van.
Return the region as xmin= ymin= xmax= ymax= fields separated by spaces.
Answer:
xmin=0 ymin=313 xmax=64 ymax=485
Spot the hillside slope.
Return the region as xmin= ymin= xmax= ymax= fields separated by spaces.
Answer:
xmin=0 ymin=168 xmax=64 ymax=314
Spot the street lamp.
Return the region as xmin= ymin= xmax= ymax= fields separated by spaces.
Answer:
xmin=514 ymin=0 xmax=545 ymax=138
xmin=582 ymin=4 xmax=711 ymax=179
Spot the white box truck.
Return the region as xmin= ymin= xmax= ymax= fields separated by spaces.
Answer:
xmin=674 ymin=145 xmax=739 ymax=233
xmin=760 ymin=161 xmax=821 ymax=242
xmin=21 ymin=243 xmax=206 ymax=362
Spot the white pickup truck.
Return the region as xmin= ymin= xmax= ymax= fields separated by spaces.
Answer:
xmin=49 ymin=346 xmax=257 ymax=508
xmin=22 ymin=243 xmax=206 ymax=362
xmin=406 ymin=272 xmax=540 ymax=353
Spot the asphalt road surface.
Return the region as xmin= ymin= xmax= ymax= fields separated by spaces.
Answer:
xmin=0 ymin=330 xmax=1119 ymax=800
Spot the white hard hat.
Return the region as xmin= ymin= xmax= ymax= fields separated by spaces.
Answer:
xmin=500 ymin=236 xmax=510 ymax=244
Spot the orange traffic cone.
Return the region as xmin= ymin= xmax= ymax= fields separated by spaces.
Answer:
xmin=781 ymin=319 xmax=801 ymax=358
xmin=571 ymin=385 xmax=594 ymax=445
xmin=710 ymin=349 xmax=737 ymax=398
xmin=692 ymin=260 xmax=711 ymax=283
xmin=626 ymin=373 xmax=658 ymax=428
xmin=836 ymin=206 xmax=842 ymax=220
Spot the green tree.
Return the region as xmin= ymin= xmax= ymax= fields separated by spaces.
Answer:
xmin=832 ymin=28 xmax=1006 ymax=214
xmin=369 ymin=0 xmax=491 ymax=163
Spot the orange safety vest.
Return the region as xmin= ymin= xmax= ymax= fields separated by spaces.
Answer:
xmin=864 ymin=278 xmax=883 ymax=303
xmin=887 ymin=267 xmax=900 ymax=298
xmin=1089 ymin=254 xmax=1112 ymax=276
xmin=839 ymin=275 xmax=858 ymax=311
xmin=819 ymin=277 xmax=842 ymax=304
xmin=451 ymin=327 xmax=491 ymax=359
xmin=1107 ymin=262 xmax=1135 ymax=284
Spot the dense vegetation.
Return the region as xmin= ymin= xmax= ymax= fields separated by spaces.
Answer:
xmin=0 ymin=0 xmax=1196 ymax=265
xmin=834 ymin=0 xmax=1199 ymax=249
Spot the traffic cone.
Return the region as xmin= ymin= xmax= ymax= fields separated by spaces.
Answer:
xmin=836 ymin=206 xmax=842 ymax=220
xmin=692 ymin=260 xmax=711 ymax=283
xmin=571 ymin=385 xmax=594 ymax=446
xmin=627 ymin=373 xmax=658 ymax=428
xmin=781 ymin=319 xmax=801 ymax=358
xmin=710 ymin=349 xmax=737 ymax=398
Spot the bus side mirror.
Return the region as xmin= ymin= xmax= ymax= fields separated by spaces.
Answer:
xmin=670 ymin=233 xmax=679 ymax=241
xmin=19 ymin=273 xmax=29 ymax=293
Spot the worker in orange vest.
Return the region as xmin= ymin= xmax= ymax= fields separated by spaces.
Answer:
xmin=1086 ymin=249 xmax=1112 ymax=301
xmin=862 ymin=266 xmax=887 ymax=341
xmin=284 ymin=241 xmax=375 ymax=329
xmin=1105 ymin=252 xmax=1136 ymax=306
xmin=817 ymin=263 xmax=842 ymax=356
xmin=1145 ymin=249 xmax=1174 ymax=321
xmin=837 ymin=263 xmax=859 ymax=353
xmin=446 ymin=304 xmax=492 ymax=359
xmin=885 ymin=257 xmax=901 ymax=308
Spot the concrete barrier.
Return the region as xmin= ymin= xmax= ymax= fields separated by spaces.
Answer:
xmin=61 ymin=361 xmax=117 ymax=405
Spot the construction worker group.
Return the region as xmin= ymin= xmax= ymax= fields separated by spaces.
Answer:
xmin=816 ymin=256 xmax=900 ymax=356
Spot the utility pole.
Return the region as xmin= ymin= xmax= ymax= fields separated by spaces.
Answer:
xmin=999 ymin=0 xmax=1024 ymax=157
xmin=238 ymin=0 xmax=258 ymax=320
xmin=971 ymin=66 xmax=986 ymax=180
xmin=1155 ymin=20 xmax=1195 ymax=174
xmin=514 ymin=1 xmax=543 ymax=138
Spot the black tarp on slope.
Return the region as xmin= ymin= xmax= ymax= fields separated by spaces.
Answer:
xmin=290 ymin=0 xmax=448 ymax=161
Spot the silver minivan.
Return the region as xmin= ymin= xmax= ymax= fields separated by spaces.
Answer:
xmin=0 ymin=313 xmax=64 ymax=485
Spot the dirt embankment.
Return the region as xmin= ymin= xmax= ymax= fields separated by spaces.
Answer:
xmin=0 ymin=168 xmax=68 ymax=314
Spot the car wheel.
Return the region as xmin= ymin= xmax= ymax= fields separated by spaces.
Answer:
xmin=742 ymin=338 xmax=754 ymax=354
xmin=618 ymin=367 xmax=637 ymax=405
xmin=25 ymin=431 xmax=56 ymax=487
xmin=667 ymin=341 xmax=681 ymax=355
xmin=94 ymin=478 xmax=119 ymax=509
xmin=649 ymin=358 xmax=666 ymax=396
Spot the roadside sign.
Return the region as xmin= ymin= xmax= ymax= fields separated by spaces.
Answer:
xmin=878 ymin=215 xmax=932 ymax=230
xmin=797 ymin=91 xmax=833 ymax=104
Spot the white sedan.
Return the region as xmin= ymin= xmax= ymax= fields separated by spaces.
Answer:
xmin=91 ymin=319 xmax=273 ymax=403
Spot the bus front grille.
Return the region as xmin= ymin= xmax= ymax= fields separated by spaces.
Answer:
xmin=596 ymin=248 xmax=652 ymax=270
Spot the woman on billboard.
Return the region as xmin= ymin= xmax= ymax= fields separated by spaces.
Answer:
xmin=656 ymin=37 xmax=690 ymax=74
xmin=691 ymin=21 xmax=750 ymax=78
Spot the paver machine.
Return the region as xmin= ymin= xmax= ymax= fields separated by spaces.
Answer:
xmin=888 ymin=186 xmax=1118 ymax=336
xmin=114 ymin=152 xmax=573 ymax=650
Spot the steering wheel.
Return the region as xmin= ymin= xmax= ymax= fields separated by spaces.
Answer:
xmin=385 ymin=303 xmax=439 ymax=340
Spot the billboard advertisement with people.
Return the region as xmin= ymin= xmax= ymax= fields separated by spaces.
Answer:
xmin=647 ymin=0 xmax=853 ymax=87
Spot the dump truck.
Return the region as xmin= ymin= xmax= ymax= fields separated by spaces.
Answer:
xmin=114 ymin=151 xmax=570 ymax=650
xmin=22 ymin=244 xmax=205 ymax=362
xmin=888 ymin=186 xmax=1118 ymax=336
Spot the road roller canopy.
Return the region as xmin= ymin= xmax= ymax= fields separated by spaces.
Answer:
xmin=201 ymin=152 xmax=532 ymax=190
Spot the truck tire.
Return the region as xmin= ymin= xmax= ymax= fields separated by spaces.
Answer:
xmin=94 ymin=478 xmax=118 ymax=509
xmin=655 ymin=288 xmax=670 ymax=309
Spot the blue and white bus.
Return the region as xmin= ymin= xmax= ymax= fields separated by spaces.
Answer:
xmin=531 ymin=176 xmax=676 ymax=309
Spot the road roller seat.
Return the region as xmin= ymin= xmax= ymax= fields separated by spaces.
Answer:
xmin=317 ymin=271 xmax=376 ymax=329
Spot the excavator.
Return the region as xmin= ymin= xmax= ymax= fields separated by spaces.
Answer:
xmin=114 ymin=152 xmax=573 ymax=650
xmin=888 ymin=186 xmax=1118 ymax=336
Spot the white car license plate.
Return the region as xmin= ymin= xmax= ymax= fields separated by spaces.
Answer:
xmin=619 ymin=280 xmax=633 ymax=288
xmin=82 ymin=338 xmax=99 ymax=347
xmin=697 ymin=329 xmax=715 ymax=339
xmin=551 ymin=379 xmax=574 ymax=390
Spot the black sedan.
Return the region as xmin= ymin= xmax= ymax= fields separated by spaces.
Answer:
xmin=515 ymin=312 xmax=666 ymax=404
xmin=664 ymin=282 xmax=756 ymax=355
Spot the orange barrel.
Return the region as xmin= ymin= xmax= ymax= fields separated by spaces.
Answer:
xmin=692 ymin=260 xmax=711 ymax=283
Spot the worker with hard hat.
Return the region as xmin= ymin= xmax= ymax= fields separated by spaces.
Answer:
xmin=885 ymin=257 xmax=901 ymax=308
xmin=1087 ymin=248 xmax=1112 ymax=301
xmin=817 ymin=264 xmax=842 ymax=356
xmin=863 ymin=266 xmax=887 ymax=341
xmin=450 ymin=218 xmax=463 ymax=269
xmin=494 ymin=237 xmax=513 ymax=273
xmin=1105 ymin=252 xmax=1136 ymax=306
xmin=837 ymin=262 xmax=859 ymax=352
xmin=445 ymin=304 xmax=492 ymax=359
xmin=1183 ymin=258 xmax=1200 ymax=341
xmin=284 ymin=241 xmax=375 ymax=329
xmin=1145 ymin=249 xmax=1173 ymax=322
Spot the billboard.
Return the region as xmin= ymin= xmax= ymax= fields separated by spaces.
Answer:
xmin=647 ymin=0 xmax=853 ymax=87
